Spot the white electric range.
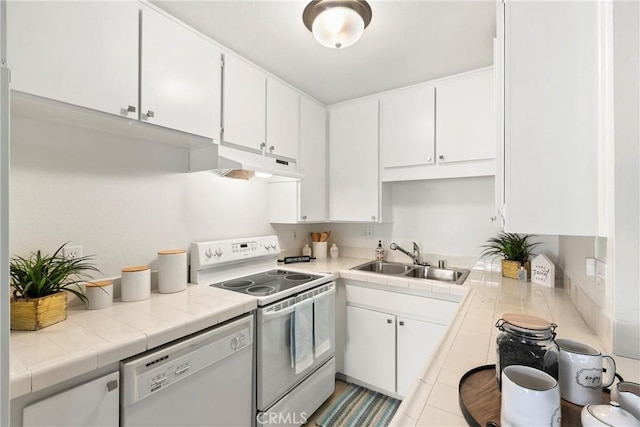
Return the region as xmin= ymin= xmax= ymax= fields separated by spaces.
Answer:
xmin=191 ymin=236 xmax=336 ymax=426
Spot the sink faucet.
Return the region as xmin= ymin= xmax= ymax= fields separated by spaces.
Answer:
xmin=390 ymin=242 xmax=421 ymax=265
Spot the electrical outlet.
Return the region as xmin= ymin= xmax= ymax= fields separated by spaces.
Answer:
xmin=363 ymin=227 xmax=374 ymax=239
xmin=63 ymin=245 xmax=82 ymax=260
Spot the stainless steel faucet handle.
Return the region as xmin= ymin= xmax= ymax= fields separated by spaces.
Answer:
xmin=390 ymin=243 xmax=398 ymax=250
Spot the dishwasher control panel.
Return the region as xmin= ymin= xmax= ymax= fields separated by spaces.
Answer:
xmin=120 ymin=315 xmax=254 ymax=406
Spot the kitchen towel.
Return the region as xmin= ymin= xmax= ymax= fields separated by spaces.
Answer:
xmin=313 ymin=291 xmax=332 ymax=358
xmin=290 ymin=298 xmax=314 ymax=374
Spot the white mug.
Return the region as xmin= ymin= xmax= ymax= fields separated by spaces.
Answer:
xmin=610 ymin=381 xmax=640 ymax=420
xmin=557 ymin=338 xmax=616 ymax=406
xmin=501 ymin=365 xmax=561 ymax=427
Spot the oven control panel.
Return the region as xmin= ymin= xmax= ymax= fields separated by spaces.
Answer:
xmin=191 ymin=235 xmax=280 ymax=271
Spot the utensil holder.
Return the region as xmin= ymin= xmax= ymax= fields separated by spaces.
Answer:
xmin=312 ymin=242 xmax=327 ymax=259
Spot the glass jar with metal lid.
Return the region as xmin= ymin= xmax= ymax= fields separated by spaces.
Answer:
xmin=495 ymin=313 xmax=559 ymax=389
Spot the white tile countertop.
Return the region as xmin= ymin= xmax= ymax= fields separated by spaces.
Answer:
xmin=10 ymin=256 xmax=639 ymax=427
xmin=9 ymin=285 xmax=256 ymax=399
xmin=280 ymin=257 xmax=640 ymax=427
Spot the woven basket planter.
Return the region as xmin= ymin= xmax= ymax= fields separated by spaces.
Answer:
xmin=502 ymin=260 xmax=531 ymax=280
xmin=10 ymin=292 xmax=67 ymax=331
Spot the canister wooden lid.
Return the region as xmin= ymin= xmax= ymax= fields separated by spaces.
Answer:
xmin=158 ymin=249 xmax=186 ymax=255
xmin=86 ymin=279 xmax=113 ymax=288
xmin=122 ymin=265 xmax=150 ymax=273
xmin=502 ymin=313 xmax=552 ymax=330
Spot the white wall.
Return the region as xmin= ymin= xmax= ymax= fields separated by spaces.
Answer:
xmin=9 ymin=115 xmax=277 ymax=278
xmin=326 ymin=177 xmax=559 ymax=265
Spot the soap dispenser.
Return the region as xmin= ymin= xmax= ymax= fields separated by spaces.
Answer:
xmin=302 ymin=241 xmax=312 ymax=257
xmin=330 ymin=242 xmax=339 ymax=259
xmin=375 ymin=240 xmax=385 ymax=261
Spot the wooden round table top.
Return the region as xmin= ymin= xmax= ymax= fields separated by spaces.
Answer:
xmin=458 ymin=365 xmax=612 ymax=427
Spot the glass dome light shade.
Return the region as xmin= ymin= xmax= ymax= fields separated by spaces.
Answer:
xmin=311 ymin=6 xmax=365 ymax=49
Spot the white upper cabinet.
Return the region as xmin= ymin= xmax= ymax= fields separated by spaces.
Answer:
xmin=223 ymin=56 xmax=300 ymax=161
xmin=380 ymin=84 xmax=435 ymax=169
xmin=298 ymin=97 xmax=327 ymax=222
xmin=501 ymin=1 xmax=611 ymax=236
xmin=435 ymin=68 xmax=494 ymax=164
xmin=329 ymin=98 xmax=391 ymax=223
xmin=266 ymin=77 xmax=299 ymax=160
xmin=140 ymin=5 xmax=221 ymax=140
xmin=222 ymin=54 xmax=266 ymax=151
xmin=269 ymin=97 xmax=326 ymax=224
xmin=380 ymin=68 xmax=495 ymax=182
xmin=7 ymin=1 xmax=139 ymax=119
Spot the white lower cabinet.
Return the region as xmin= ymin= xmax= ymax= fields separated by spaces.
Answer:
xmin=396 ymin=317 xmax=444 ymax=396
xmin=341 ymin=283 xmax=459 ymax=398
xmin=22 ymin=372 xmax=119 ymax=427
xmin=344 ymin=305 xmax=396 ymax=393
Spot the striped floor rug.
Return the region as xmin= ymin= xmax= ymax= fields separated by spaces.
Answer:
xmin=316 ymin=384 xmax=401 ymax=427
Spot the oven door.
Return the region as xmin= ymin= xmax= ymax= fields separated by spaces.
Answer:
xmin=256 ymin=283 xmax=335 ymax=411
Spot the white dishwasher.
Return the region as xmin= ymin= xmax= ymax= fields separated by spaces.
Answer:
xmin=120 ymin=314 xmax=254 ymax=427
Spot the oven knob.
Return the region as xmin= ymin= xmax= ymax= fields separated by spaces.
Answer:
xmin=215 ymin=248 xmax=223 ymax=257
xmin=205 ymin=248 xmax=213 ymax=258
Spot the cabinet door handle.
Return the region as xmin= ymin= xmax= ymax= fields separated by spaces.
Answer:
xmin=126 ymin=105 xmax=136 ymax=113
xmin=371 ymin=215 xmax=377 ymax=221
xmin=301 ymin=215 xmax=307 ymax=220
xmin=260 ymin=142 xmax=266 ymax=150
xmin=387 ymin=319 xmax=392 ymax=324
xmin=491 ymin=216 xmax=497 ymax=222
xmin=426 ymin=156 xmax=432 ymax=162
xmin=439 ymin=155 xmax=445 ymax=160
xmin=399 ymin=321 xmax=404 ymax=326
xmin=146 ymin=110 xmax=155 ymax=118
xmin=269 ymin=145 xmax=275 ymax=153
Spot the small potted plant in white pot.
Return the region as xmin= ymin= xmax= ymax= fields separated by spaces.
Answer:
xmin=481 ymin=232 xmax=539 ymax=279
xmin=10 ymin=243 xmax=99 ymax=330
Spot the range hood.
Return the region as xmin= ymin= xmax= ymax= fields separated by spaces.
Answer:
xmin=189 ymin=143 xmax=303 ymax=181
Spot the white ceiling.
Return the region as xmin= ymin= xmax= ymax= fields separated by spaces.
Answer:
xmin=152 ymin=1 xmax=496 ymax=105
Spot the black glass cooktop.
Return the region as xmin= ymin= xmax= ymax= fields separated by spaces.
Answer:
xmin=210 ymin=269 xmax=323 ymax=297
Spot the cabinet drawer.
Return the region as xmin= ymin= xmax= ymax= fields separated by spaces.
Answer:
xmin=345 ymin=283 xmax=458 ymax=325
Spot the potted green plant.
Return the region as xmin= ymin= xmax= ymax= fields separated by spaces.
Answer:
xmin=10 ymin=243 xmax=99 ymax=330
xmin=481 ymin=232 xmax=539 ymax=279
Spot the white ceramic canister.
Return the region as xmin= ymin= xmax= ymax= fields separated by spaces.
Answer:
xmin=157 ymin=249 xmax=187 ymax=294
xmin=121 ymin=265 xmax=151 ymax=302
xmin=85 ymin=279 xmax=113 ymax=310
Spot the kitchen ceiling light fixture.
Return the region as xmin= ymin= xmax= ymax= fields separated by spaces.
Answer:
xmin=303 ymin=0 xmax=372 ymax=49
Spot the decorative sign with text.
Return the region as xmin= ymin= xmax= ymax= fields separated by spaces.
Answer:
xmin=531 ymin=254 xmax=555 ymax=287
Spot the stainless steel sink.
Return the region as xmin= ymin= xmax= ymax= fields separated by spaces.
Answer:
xmin=351 ymin=261 xmax=469 ymax=285
xmin=405 ymin=266 xmax=469 ymax=284
xmin=352 ymin=261 xmax=413 ymax=275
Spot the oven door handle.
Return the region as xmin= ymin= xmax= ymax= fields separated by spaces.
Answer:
xmin=262 ymin=304 xmax=296 ymax=322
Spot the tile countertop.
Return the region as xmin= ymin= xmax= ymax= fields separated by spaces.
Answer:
xmin=10 ymin=285 xmax=257 ymax=399
xmin=10 ymin=256 xmax=640 ymax=426
xmin=284 ymin=257 xmax=640 ymax=427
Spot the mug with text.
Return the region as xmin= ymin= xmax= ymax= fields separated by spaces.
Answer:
xmin=557 ymin=338 xmax=616 ymax=406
